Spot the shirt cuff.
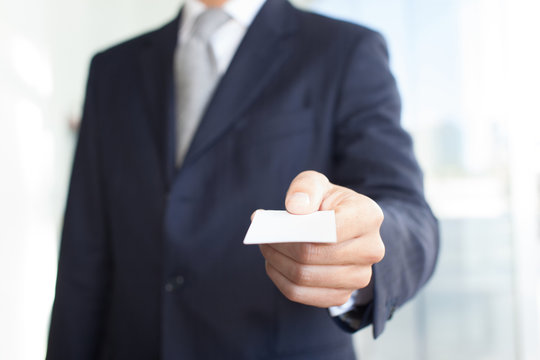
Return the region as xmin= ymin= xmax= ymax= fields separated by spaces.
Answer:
xmin=328 ymin=281 xmax=374 ymax=317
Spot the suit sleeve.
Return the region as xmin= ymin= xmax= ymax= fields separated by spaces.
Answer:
xmin=47 ymin=55 xmax=112 ymax=359
xmin=330 ymin=30 xmax=440 ymax=338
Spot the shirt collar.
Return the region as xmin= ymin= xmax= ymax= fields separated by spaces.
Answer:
xmin=179 ymin=0 xmax=266 ymax=42
xmin=223 ymin=0 xmax=266 ymax=27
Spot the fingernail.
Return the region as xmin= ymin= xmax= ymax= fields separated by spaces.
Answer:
xmin=288 ymin=192 xmax=311 ymax=213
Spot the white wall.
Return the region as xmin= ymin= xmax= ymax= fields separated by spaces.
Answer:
xmin=0 ymin=1 xmax=180 ymax=359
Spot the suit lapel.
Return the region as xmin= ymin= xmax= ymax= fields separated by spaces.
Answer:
xmin=138 ymin=13 xmax=181 ymax=190
xmin=181 ymin=0 xmax=299 ymax=167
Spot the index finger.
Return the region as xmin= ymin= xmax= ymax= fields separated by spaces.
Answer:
xmin=322 ymin=187 xmax=384 ymax=242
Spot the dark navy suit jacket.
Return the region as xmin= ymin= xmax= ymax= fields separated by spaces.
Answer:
xmin=47 ymin=0 xmax=439 ymax=359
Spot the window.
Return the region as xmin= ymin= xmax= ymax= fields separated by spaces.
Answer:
xmin=300 ymin=0 xmax=540 ymax=358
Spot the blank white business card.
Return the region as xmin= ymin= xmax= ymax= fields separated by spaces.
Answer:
xmin=243 ymin=210 xmax=337 ymax=245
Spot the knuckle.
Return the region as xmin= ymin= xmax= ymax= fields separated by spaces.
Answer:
xmin=293 ymin=171 xmax=330 ymax=191
xmin=357 ymin=267 xmax=372 ymax=288
xmin=264 ymin=261 xmax=272 ymax=276
xmin=296 ymin=244 xmax=319 ymax=264
xmin=365 ymin=237 xmax=385 ymax=264
xmin=259 ymin=245 xmax=269 ymax=258
xmin=299 ymin=170 xmax=317 ymax=178
xmin=340 ymin=293 xmax=352 ymax=305
xmin=300 ymin=170 xmax=328 ymax=182
xmin=261 ymin=245 xmax=279 ymax=263
xmin=291 ymin=265 xmax=312 ymax=285
xmin=363 ymin=196 xmax=384 ymax=227
xmin=373 ymin=202 xmax=384 ymax=221
xmin=295 ymin=245 xmax=309 ymax=263
xmin=332 ymin=292 xmax=351 ymax=307
xmin=283 ymin=286 xmax=303 ymax=303
xmin=373 ymin=238 xmax=386 ymax=262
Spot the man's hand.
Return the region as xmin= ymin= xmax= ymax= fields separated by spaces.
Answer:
xmin=258 ymin=170 xmax=385 ymax=308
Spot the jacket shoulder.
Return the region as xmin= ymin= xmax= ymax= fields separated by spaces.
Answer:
xmin=292 ymin=5 xmax=385 ymax=46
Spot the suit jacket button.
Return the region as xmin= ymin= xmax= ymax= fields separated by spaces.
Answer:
xmin=165 ymin=275 xmax=185 ymax=292
xmin=175 ymin=275 xmax=185 ymax=285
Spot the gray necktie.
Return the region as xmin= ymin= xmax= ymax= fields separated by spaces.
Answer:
xmin=174 ymin=8 xmax=230 ymax=166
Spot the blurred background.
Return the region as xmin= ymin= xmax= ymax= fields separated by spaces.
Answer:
xmin=1 ymin=0 xmax=539 ymax=359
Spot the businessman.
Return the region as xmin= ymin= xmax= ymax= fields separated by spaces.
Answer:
xmin=47 ymin=0 xmax=439 ymax=359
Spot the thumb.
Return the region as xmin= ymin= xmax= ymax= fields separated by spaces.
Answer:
xmin=285 ymin=171 xmax=332 ymax=215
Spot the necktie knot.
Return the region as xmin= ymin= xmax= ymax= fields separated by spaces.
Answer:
xmin=191 ymin=8 xmax=230 ymax=42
